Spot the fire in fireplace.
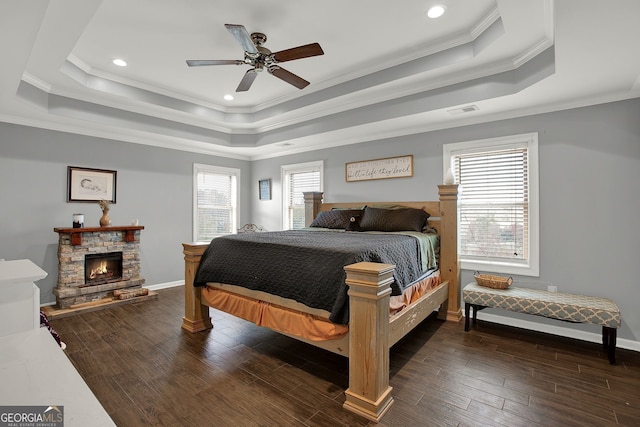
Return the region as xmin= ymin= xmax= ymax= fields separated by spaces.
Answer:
xmin=84 ymin=252 xmax=123 ymax=286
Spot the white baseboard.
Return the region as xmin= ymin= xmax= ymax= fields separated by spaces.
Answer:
xmin=476 ymin=312 xmax=640 ymax=352
xmin=144 ymin=280 xmax=184 ymax=291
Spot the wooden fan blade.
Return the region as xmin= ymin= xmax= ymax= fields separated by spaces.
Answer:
xmin=269 ymin=66 xmax=309 ymax=89
xmin=186 ymin=59 xmax=244 ymax=66
xmin=273 ymin=43 xmax=324 ymax=63
xmin=225 ymin=24 xmax=258 ymax=54
xmin=236 ymin=69 xmax=259 ymax=92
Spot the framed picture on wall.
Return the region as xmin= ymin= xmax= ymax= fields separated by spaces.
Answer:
xmin=67 ymin=166 xmax=117 ymax=203
xmin=258 ymin=179 xmax=271 ymax=200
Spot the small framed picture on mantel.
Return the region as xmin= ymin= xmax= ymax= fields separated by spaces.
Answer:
xmin=258 ymin=179 xmax=271 ymax=200
xmin=67 ymin=166 xmax=117 ymax=203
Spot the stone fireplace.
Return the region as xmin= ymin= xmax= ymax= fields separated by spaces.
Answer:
xmin=53 ymin=225 xmax=146 ymax=309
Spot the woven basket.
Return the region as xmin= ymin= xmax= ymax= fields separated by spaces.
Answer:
xmin=474 ymin=272 xmax=513 ymax=289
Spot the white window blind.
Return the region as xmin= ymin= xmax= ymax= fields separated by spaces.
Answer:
xmin=282 ymin=161 xmax=323 ymax=230
xmin=193 ymin=164 xmax=239 ymax=242
xmin=453 ymin=147 xmax=528 ymax=261
xmin=444 ymin=133 xmax=539 ymax=276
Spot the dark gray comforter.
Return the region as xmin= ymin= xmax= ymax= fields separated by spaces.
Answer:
xmin=194 ymin=229 xmax=431 ymax=324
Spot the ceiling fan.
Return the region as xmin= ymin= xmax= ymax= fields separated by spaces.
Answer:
xmin=186 ymin=24 xmax=324 ymax=92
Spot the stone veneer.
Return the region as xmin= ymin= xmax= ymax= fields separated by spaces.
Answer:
xmin=53 ymin=226 xmax=145 ymax=308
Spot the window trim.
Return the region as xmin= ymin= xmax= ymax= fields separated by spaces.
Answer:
xmin=443 ymin=133 xmax=539 ymax=277
xmin=281 ymin=160 xmax=324 ymax=230
xmin=192 ymin=163 xmax=241 ymax=242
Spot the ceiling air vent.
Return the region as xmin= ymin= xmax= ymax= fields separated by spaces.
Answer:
xmin=447 ymin=105 xmax=479 ymax=115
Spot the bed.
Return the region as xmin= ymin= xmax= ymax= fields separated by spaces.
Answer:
xmin=182 ymin=184 xmax=461 ymax=422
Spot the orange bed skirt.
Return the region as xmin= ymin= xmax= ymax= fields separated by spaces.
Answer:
xmin=202 ymin=270 xmax=440 ymax=342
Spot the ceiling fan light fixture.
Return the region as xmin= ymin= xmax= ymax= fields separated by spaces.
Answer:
xmin=112 ymin=58 xmax=127 ymax=67
xmin=427 ymin=5 xmax=446 ymax=19
xmin=186 ymin=24 xmax=324 ymax=92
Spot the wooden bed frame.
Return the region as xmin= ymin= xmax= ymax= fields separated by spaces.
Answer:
xmin=182 ymin=184 xmax=461 ymax=422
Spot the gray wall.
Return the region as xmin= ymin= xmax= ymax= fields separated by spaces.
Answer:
xmin=0 ymin=124 xmax=251 ymax=304
xmin=2 ymin=98 xmax=639 ymax=344
xmin=251 ymin=98 xmax=640 ymax=343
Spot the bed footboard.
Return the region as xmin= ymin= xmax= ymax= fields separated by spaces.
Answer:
xmin=182 ymin=242 xmax=212 ymax=332
xmin=343 ymin=262 xmax=395 ymax=422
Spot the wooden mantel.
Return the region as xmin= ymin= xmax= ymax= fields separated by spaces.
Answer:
xmin=54 ymin=226 xmax=144 ymax=246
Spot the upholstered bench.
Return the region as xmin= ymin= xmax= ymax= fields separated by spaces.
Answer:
xmin=462 ymin=282 xmax=622 ymax=364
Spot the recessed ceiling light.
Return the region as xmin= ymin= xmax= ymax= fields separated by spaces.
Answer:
xmin=427 ymin=5 xmax=446 ymax=19
xmin=112 ymin=59 xmax=127 ymax=67
xmin=224 ymin=94 xmax=234 ymax=101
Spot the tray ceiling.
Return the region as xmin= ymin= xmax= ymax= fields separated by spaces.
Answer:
xmin=1 ymin=0 xmax=640 ymax=159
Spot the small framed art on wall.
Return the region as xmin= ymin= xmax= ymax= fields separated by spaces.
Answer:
xmin=258 ymin=179 xmax=271 ymax=200
xmin=67 ymin=166 xmax=117 ymax=203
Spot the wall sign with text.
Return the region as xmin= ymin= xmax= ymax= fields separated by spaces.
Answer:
xmin=345 ymin=155 xmax=413 ymax=182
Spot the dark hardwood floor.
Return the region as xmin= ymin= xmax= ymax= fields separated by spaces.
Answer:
xmin=49 ymin=286 xmax=640 ymax=426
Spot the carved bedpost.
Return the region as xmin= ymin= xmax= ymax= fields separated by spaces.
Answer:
xmin=303 ymin=191 xmax=323 ymax=227
xmin=343 ymin=262 xmax=395 ymax=422
xmin=182 ymin=242 xmax=213 ymax=332
xmin=437 ymin=184 xmax=462 ymax=322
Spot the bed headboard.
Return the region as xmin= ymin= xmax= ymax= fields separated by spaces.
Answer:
xmin=303 ymin=185 xmax=462 ymax=322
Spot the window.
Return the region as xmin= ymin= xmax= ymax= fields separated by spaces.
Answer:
xmin=443 ymin=133 xmax=539 ymax=276
xmin=282 ymin=161 xmax=323 ymax=230
xmin=193 ymin=164 xmax=240 ymax=242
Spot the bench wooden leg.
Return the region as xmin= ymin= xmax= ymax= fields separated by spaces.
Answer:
xmin=464 ymin=304 xmax=484 ymax=331
xmin=472 ymin=305 xmax=479 ymax=327
xmin=464 ymin=303 xmax=471 ymax=331
xmin=602 ymin=326 xmax=617 ymax=365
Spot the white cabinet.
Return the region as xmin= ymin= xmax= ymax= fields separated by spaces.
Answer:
xmin=0 ymin=259 xmax=116 ymax=426
xmin=0 ymin=328 xmax=116 ymax=426
xmin=0 ymin=259 xmax=47 ymax=337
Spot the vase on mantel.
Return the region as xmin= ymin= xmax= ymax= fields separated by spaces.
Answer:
xmin=98 ymin=199 xmax=111 ymax=227
xmin=99 ymin=212 xmax=111 ymax=227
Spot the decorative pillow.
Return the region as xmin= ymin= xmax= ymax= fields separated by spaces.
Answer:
xmin=358 ymin=206 xmax=429 ymax=232
xmin=310 ymin=209 xmax=364 ymax=229
xmin=345 ymin=214 xmax=362 ymax=232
